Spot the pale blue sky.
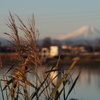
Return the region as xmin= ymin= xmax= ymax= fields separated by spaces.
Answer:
xmin=0 ymin=0 xmax=100 ymax=39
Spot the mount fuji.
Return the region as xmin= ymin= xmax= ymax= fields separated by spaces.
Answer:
xmin=56 ymin=26 xmax=100 ymax=40
xmin=56 ymin=26 xmax=100 ymax=45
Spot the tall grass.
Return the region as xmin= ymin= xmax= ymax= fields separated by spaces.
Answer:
xmin=0 ymin=12 xmax=80 ymax=100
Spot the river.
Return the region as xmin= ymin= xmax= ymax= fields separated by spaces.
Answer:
xmin=0 ymin=64 xmax=100 ymax=100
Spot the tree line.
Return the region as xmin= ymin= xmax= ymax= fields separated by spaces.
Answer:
xmin=0 ymin=37 xmax=100 ymax=52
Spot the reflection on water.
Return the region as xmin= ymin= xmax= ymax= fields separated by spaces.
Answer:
xmin=46 ymin=65 xmax=100 ymax=100
xmin=50 ymin=70 xmax=58 ymax=84
xmin=78 ymin=67 xmax=100 ymax=87
xmin=0 ymin=65 xmax=100 ymax=100
xmin=68 ymin=66 xmax=100 ymax=100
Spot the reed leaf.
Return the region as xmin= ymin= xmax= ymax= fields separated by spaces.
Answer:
xmin=22 ymin=82 xmax=29 ymax=100
xmin=10 ymin=80 xmax=17 ymax=100
xmin=4 ymin=64 xmax=15 ymax=76
xmin=15 ymin=85 xmax=19 ymax=100
xmin=54 ymin=79 xmax=68 ymax=100
xmin=25 ymin=80 xmax=37 ymax=90
xmin=0 ymin=81 xmax=5 ymax=100
xmin=29 ymin=70 xmax=53 ymax=100
xmin=50 ymin=60 xmax=77 ymax=98
xmin=3 ymin=79 xmax=14 ymax=91
xmin=65 ymin=70 xmax=81 ymax=100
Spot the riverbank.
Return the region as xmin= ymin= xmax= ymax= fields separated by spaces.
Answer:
xmin=44 ymin=53 xmax=100 ymax=67
xmin=0 ymin=52 xmax=100 ymax=67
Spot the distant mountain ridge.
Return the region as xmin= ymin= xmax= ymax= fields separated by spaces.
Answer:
xmin=0 ymin=37 xmax=10 ymax=46
xmin=56 ymin=26 xmax=100 ymax=41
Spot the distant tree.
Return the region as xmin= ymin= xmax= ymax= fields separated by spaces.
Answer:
xmin=0 ymin=42 xmax=1 ymax=47
xmin=0 ymin=42 xmax=1 ymax=52
xmin=95 ymin=46 xmax=100 ymax=52
xmin=65 ymin=40 xmax=73 ymax=46
xmin=85 ymin=44 xmax=93 ymax=52
xmin=42 ymin=37 xmax=52 ymax=48
xmin=52 ymin=39 xmax=61 ymax=47
xmin=95 ymin=38 xmax=100 ymax=52
xmin=96 ymin=38 xmax=100 ymax=46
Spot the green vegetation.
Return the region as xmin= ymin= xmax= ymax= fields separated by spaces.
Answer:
xmin=0 ymin=12 xmax=80 ymax=100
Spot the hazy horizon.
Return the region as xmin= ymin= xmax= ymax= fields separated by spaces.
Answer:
xmin=0 ymin=0 xmax=100 ymax=40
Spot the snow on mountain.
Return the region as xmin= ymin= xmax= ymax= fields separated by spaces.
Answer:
xmin=56 ymin=26 xmax=100 ymax=41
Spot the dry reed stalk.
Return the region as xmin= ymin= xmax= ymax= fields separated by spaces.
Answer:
xmin=0 ymin=12 xmax=80 ymax=100
xmin=2 ymin=12 xmax=42 ymax=99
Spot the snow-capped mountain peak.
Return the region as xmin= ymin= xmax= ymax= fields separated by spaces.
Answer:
xmin=56 ymin=26 xmax=100 ymax=40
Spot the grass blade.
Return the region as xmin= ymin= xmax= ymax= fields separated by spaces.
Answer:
xmin=4 ymin=65 xmax=15 ymax=76
xmin=3 ymin=79 xmax=14 ymax=91
xmin=10 ymin=80 xmax=17 ymax=100
xmin=25 ymin=80 xmax=37 ymax=90
xmin=50 ymin=60 xmax=77 ymax=98
xmin=15 ymin=85 xmax=19 ymax=100
xmin=65 ymin=71 xmax=81 ymax=100
xmin=0 ymin=81 xmax=5 ymax=100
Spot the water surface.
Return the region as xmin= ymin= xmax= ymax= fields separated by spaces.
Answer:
xmin=0 ymin=65 xmax=100 ymax=100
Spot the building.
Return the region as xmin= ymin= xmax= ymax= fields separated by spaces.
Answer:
xmin=40 ymin=45 xmax=61 ymax=59
xmin=49 ymin=46 xmax=59 ymax=57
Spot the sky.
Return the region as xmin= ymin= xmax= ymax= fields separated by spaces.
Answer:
xmin=0 ymin=0 xmax=100 ymax=40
